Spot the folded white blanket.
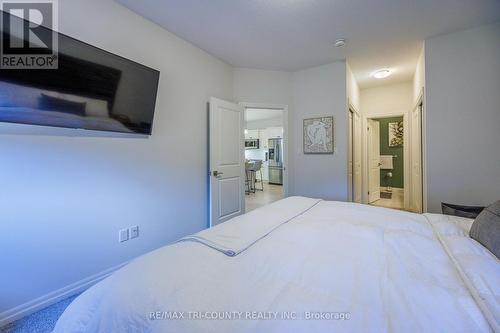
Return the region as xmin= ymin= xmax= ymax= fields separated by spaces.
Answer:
xmin=179 ymin=196 xmax=322 ymax=256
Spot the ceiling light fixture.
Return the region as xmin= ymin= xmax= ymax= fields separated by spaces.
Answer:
xmin=334 ymin=38 xmax=346 ymax=48
xmin=372 ymin=69 xmax=392 ymax=79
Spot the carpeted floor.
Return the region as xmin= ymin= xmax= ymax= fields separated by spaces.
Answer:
xmin=0 ymin=294 xmax=80 ymax=333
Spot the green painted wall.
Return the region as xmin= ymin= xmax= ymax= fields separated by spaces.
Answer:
xmin=377 ymin=117 xmax=404 ymax=188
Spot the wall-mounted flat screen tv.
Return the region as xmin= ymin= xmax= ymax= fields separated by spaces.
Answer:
xmin=0 ymin=11 xmax=160 ymax=134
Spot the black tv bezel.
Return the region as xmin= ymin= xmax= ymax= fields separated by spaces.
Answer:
xmin=0 ymin=10 xmax=160 ymax=135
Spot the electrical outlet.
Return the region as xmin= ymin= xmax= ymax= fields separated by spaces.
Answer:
xmin=119 ymin=228 xmax=129 ymax=243
xmin=130 ymin=226 xmax=139 ymax=239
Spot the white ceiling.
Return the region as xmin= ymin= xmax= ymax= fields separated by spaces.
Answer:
xmin=245 ymin=108 xmax=283 ymax=122
xmin=117 ymin=0 xmax=500 ymax=88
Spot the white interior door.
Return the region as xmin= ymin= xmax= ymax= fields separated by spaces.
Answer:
xmin=209 ymin=97 xmax=245 ymax=226
xmin=411 ymin=104 xmax=423 ymax=213
xmin=368 ymin=119 xmax=381 ymax=203
xmin=353 ymin=112 xmax=362 ymax=203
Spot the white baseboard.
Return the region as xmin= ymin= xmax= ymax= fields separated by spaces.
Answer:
xmin=0 ymin=261 xmax=128 ymax=327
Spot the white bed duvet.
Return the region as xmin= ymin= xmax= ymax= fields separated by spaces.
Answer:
xmin=53 ymin=197 xmax=499 ymax=333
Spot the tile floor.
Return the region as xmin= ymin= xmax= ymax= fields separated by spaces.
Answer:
xmin=370 ymin=187 xmax=405 ymax=210
xmin=245 ymin=182 xmax=284 ymax=212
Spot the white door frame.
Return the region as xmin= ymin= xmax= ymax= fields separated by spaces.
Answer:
xmin=348 ymin=109 xmax=354 ymax=202
xmin=239 ymin=102 xmax=289 ymax=197
xmin=412 ymin=88 xmax=427 ymax=212
xmin=347 ymin=100 xmax=362 ymax=203
xmin=367 ymin=119 xmax=381 ymax=203
xmin=362 ymin=111 xmax=410 ymax=211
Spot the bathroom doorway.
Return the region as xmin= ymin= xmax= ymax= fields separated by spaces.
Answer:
xmin=367 ymin=116 xmax=405 ymax=210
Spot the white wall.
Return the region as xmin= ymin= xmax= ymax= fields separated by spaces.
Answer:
xmin=361 ymin=82 xmax=413 ymax=116
xmin=246 ymin=116 xmax=283 ymax=130
xmin=425 ymin=22 xmax=500 ymax=212
xmin=347 ymin=63 xmax=361 ymax=112
xmin=234 ymin=63 xmax=348 ymax=200
xmin=234 ymin=68 xmax=293 ymax=106
xmin=413 ymin=44 xmax=425 ymax=105
xmin=292 ymin=62 xmax=348 ymax=200
xmin=0 ymin=0 xmax=233 ymax=319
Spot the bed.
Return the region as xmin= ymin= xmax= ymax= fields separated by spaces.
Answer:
xmin=53 ymin=197 xmax=499 ymax=333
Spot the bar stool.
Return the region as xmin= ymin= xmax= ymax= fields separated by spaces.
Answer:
xmin=245 ymin=162 xmax=252 ymax=194
xmin=250 ymin=160 xmax=264 ymax=191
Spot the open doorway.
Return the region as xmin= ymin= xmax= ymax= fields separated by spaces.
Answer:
xmin=243 ymin=105 xmax=288 ymax=212
xmin=367 ymin=116 xmax=405 ymax=210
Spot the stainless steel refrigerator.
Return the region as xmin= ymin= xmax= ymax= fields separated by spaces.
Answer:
xmin=268 ymin=138 xmax=283 ymax=185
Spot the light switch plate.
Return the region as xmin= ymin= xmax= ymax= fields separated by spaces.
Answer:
xmin=130 ymin=226 xmax=139 ymax=239
xmin=119 ymin=228 xmax=129 ymax=243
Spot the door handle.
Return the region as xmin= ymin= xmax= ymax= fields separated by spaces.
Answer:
xmin=213 ymin=171 xmax=223 ymax=177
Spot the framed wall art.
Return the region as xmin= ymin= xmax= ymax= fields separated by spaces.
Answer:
xmin=303 ymin=116 xmax=334 ymax=154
